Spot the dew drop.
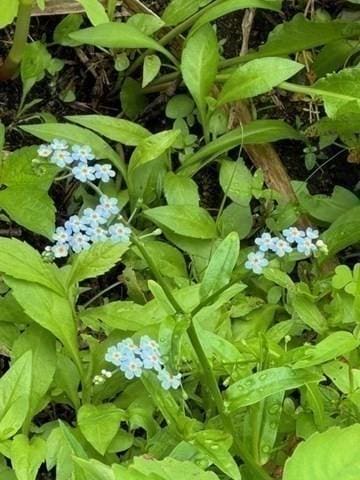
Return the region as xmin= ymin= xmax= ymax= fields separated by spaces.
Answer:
xmin=270 ymin=422 xmax=277 ymax=429
xmin=268 ymin=404 xmax=280 ymax=415
xmin=259 ymin=373 xmax=267 ymax=381
xmin=245 ymin=379 xmax=253 ymax=387
xmin=262 ymin=445 xmax=271 ymax=454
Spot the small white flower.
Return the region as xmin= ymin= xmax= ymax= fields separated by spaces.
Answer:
xmin=70 ymin=232 xmax=91 ymax=253
xmin=72 ymin=163 xmax=96 ymax=182
xmin=272 ymin=238 xmax=293 ymax=258
xmin=37 ymin=144 xmax=53 ymax=158
xmin=97 ymin=195 xmax=120 ymax=218
xmin=245 ymin=251 xmax=269 ymax=275
xmin=71 ymin=144 xmax=95 ymax=162
xmin=51 ymin=243 xmax=69 ymax=258
xmin=52 ymin=226 xmax=71 ymax=244
xmin=109 ymin=223 xmax=131 ymax=243
xmin=282 ymin=227 xmax=305 ymax=244
xmin=254 ymin=233 xmax=274 ymax=252
xmin=297 ymin=237 xmax=317 ymax=256
xmin=50 ymin=139 xmax=68 ymax=150
xmin=157 ymin=369 xmax=182 ymax=390
xmin=94 ymin=163 xmax=116 ymax=183
xmin=50 ymin=149 xmax=73 ymax=168
xmin=305 ymin=227 xmax=319 ymax=240
xmin=81 ymin=207 xmax=107 ymax=228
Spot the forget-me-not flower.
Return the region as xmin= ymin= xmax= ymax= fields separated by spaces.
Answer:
xmin=85 ymin=225 xmax=108 ymax=242
xmin=72 ymin=163 xmax=96 ymax=182
xmin=255 ymin=233 xmax=274 ymax=252
xmin=37 ymin=144 xmax=53 ymax=158
xmin=97 ymin=195 xmax=120 ymax=218
xmin=53 ymin=226 xmax=71 ymax=244
xmin=272 ymin=238 xmax=293 ymax=257
xmin=70 ymin=232 xmax=91 ymax=253
xmin=81 ymin=207 xmax=108 ymax=228
xmin=50 ymin=139 xmax=68 ymax=150
xmin=71 ymin=144 xmax=95 ymax=162
xmin=121 ymin=357 xmax=144 ymax=380
xmin=282 ymin=227 xmax=305 ymax=244
xmin=245 ymin=251 xmax=269 ymax=275
xmin=65 ymin=215 xmax=84 ymax=234
xmin=109 ymin=223 xmax=131 ymax=242
xmin=157 ymin=369 xmax=182 ymax=390
xmin=50 ymin=149 xmax=73 ymax=168
xmin=94 ymin=164 xmax=116 ymax=183
xmin=51 ymin=243 xmax=69 ymax=258
xmin=305 ymin=227 xmax=319 ymax=240
xmin=296 ymin=237 xmax=317 ymax=256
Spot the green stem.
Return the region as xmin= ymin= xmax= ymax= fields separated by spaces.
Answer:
xmin=0 ymin=0 xmax=32 ymax=81
xmin=131 ymin=234 xmax=272 ymax=480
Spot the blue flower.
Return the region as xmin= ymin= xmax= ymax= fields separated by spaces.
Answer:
xmin=120 ymin=357 xmax=143 ymax=380
xmin=72 ymin=163 xmax=96 ymax=182
xmin=272 ymin=238 xmax=293 ymax=257
xmin=139 ymin=335 xmax=160 ymax=354
xmin=71 ymin=144 xmax=95 ymax=162
xmin=65 ymin=215 xmax=84 ymax=234
xmin=94 ymin=164 xmax=116 ymax=183
xmin=85 ymin=225 xmax=108 ymax=242
xmin=69 ymin=232 xmax=91 ymax=253
xmin=245 ymin=251 xmax=269 ymax=275
xmin=105 ymin=345 xmax=133 ymax=367
xmin=282 ymin=227 xmax=305 ymax=244
xmin=141 ymin=350 xmax=163 ymax=371
xmin=157 ymin=369 xmax=182 ymax=390
xmin=254 ymin=233 xmax=274 ymax=252
xmin=52 ymin=226 xmax=71 ymax=244
xmin=305 ymin=227 xmax=319 ymax=240
xmin=81 ymin=207 xmax=107 ymax=228
xmin=109 ymin=223 xmax=131 ymax=243
xmin=50 ymin=149 xmax=73 ymax=168
xmin=51 ymin=242 xmax=69 ymax=258
xmin=97 ymin=195 xmax=120 ymax=219
xmin=37 ymin=144 xmax=53 ymax=158
xmin=50 ymin=139 xmax=68 ymax=150
xmin=296 ymin=237 xmax=317 ymax=256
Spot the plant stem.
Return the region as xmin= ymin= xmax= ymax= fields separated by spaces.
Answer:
xmin=0 ymin=0 xmax=32 ymax=81
xmin=131 ymin=234 xmax=272 ymax=480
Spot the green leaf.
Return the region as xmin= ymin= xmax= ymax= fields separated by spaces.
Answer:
xmin=78 ymin=404 xmax=125 ymax=455
xmin=12 ymin=324 xmax=57 ymax=420
xmin=0 ymin=0 xmax=18 ymax=28
xmin=142 ymin=54 xmax=161 ymax=87
xmin=218 ymin=58 xmax=303 ymax=105
xmin=0 ymin=352 xmax=32 ymax=440
xmin=291 ymin=294 xmax=328 ymax=334
xmin=313 ymin=40 xmax=360 ymax=77
xmin=243 ymin=14 xmax=360 ymax=60
xmin=179 ymin=120 xmax=302 ymax=176
xmin=5 ymin=278 xmax=81 ymax=372
xmin=10 ymin=435 xmax=46 ymax=480
xmin=67 ymin=241 xmax=129 ymax=286
xmin=66 ymin=114 xmax=150 ymax=146
xmin=0 ymin=238 xmax=64 ymax=295
xmin=21 ymin=42 xmax=52 ymax=101
xmin=283 ymin=425 xmax=360 ymax=480
xmin=181 ymin=25 xmax=219 ymax=126
xmin=0 ymin=186 xmax=55 ymax=238
xmin=144 ymin=205 xmax=217 ymax=239
xmin=128 ymin=456 xmax=220 ymax=479
xmin=224 ymin=367 xmax=323 ymax=413
xmin=77 ymin=0 xmax=109 ymax=26
xmin=322 ymin=205 xmax=360 ymax=257
xmin=54 ymin=354 xmax=81 ymax=409
xmin=292 ymin=332 xmax=359 ymax=369
xmin=200 ymin=232 xmax=239 ymax=300
xmin=219 ymin=159 xmax=253 ymax=206
xmin=127 ymin=13 xmax=165 ymax=35
xmin=73 ymin=458 xmax=115 ymax=480
xmin=312 ymin=68 xmax=360 ymax=118
xmin=191 ymin=430 xmax=241 ymax=480
xmin=134 ymin=240 xmax=188 ymax=279
xmin=69 ymin=22 xmax=170 ymax=56
xmin=165 ymin=95 xmax=195 ymax=119
xmin=164 ymin=172 xmax=199 ymax=206
xmin=53 ymin=14 xmax=84 ymax=46
xmin=218 ymin=203 xmax=253 ymax=240
xmin=120 ymin=77 xmax=148 ymax=120
xmin=20 ymin=123 xmax=126 ymax=180
xmin=162 ymin=0 xmax=204 ymax=26
xmin=129 ymin=130 xmax=180 ymax=174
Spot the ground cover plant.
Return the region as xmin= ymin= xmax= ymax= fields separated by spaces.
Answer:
xmin=0 ymin=0 xmax=359 ymax=479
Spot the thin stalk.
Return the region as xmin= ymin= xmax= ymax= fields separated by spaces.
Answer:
xmin=0 ymin=0 xmax=32 ymax=81
xmin=131 ymin=234 xmax=272 ymax=480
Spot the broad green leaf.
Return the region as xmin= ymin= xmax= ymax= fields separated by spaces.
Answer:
xmin=66 ymin=114 xmax=150 ymax=146
xmin=164 ymin=172 xmax=200 ymax=206
xmin=21 ymin=42 xmax=52 ymax=101
xmin=127 ymin=13 xmax=165 ymax=35
xmin=322 ymin=205 xmax=360 ymax=257
xmin=162 ymin=0 xmax=204 ymax=26
xmin=181 ymin=25 xmax=219 ymax=127
xmin=5 ymin=278 xmax=81 ymax=373
xmin=224 ymin=367 xmax=323 ymax=412
xmin=191 ymin=430 xmax=241 ymax=480
xmin=219 ymin=159 xmax=253 ymax=206
xmin=179 ymin=120 xmax=302 ymax=176
xmin=148 ymin=280 xmax=176 ymax=315
xmin=0 ymin=0 xmax=18 ymax=28
xmin=313 ymin=40 xmax=360 ymax=77
xmin=69 ymin=22 xmax=170 ymax=57
xmin=134 ymin=240 xmax=188 ymax=279
xmin=73 ymin=458 xmax=115 ymax=480
xmin=20 ymin=123 xmax=126 ymax=179
xmin=144 ymin=205 xmax=217 ymax=239
xmin=0 ymin=352 xmax=32 ymax=440
xmin=241 ymin=14 xmax=360 ymax=60
xmin=165 ymin=95 xmax=195 ymax=119
xmin=10 ymin=435 xmax=46 ymax=480
xmin=219 ymin=203 xmax=253 ymax=240
xmin=312 ymin=68 xmax=360 ymax=118
xmin=54 ymin=353 xmax=81 ymax=409
xmin=0 ymin=186 xmax=55 ymax=238
xmin=67 ymin=241 xmax=129 ymax=286
xmin=200 ymin=232 xmax=239 ymax=300
xmin=191 ymin=0 xmax=281 ymax=33
xmin=78 ymin=404 xmax=125 ymax=455
xmin=293 ymin=332 xmax=359 ymax=369
xmin=77 ymin=0 xmax=109 ymax=26
xmin=120 ymin=77 xmax=148 ymax=120
xmin=218 ymin=58 xmax=303 ymax=105
xmin=291 ymin=294 xmax=328 ymax=334
xmin=128 ymin=456 xmax=220 ymax=479
xmin=129 ymin=130 xmax=180 ymax=174
xmin=283 ymin=425 xmax=360 ymax=480
xmin=0 ymin=238 xmax=64 ymax=295
xmin=142 ymin=54 xmax=161 ymax=87
xmin=12 ymin=325 xmax=56 ymax=420
xmin=53 ymin=14 xmax=84 ymax=46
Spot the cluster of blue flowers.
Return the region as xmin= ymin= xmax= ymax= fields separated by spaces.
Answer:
xmin=45 ymin=194 xmax=131 ymax=258
xmin=245 ymin=227 xmax=327 ymax=275
xmin=37 ymin=139 xmax=116 ymax=183
xmin=104 ymin=336 xmax=182 ymax=390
